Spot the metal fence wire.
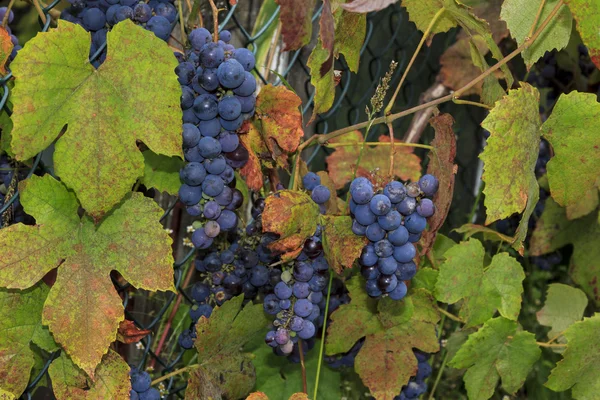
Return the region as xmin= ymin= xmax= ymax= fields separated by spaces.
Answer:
xmin=0 ymin=1 xmax=487 ymax=399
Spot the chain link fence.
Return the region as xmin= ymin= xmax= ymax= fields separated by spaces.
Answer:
xmin=0 ymin=2 xmax=487 ymax=398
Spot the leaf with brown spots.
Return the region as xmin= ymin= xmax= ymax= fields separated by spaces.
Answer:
xmin=565 ymin=0 xmax=600 ymax=68
xmin=275 ymin=0 xmax=316 ymax=51
xmin=116 ymin=320 xmax=152 ymax=344
xmin=540 ymin=91 xmax=600 ymax=209
xmin=262 ymin=190 xmax=321 ymax=260
xmin=239 ymin=122 xmax=270 ymax=191
xmin=255 ymin=85 xmax=304 ymax=169
xmin=325 ymin=131 xmax=421 ymax=190
xmin=246 ymin=393 xmax=270 ymax=400
xmin=9 ymin=20 xmax=182 ymax=218
xmin=0 ymin=283 xmax=57 ymax=398
xmin=0 ymin=27 xmax=13 ymax=76
xmin=327 ymin=284 xmax=440 ymax=399
xmin=530 ymin=198 xmax=600 ymax=305
xmin=420 ymin=114 xmax=456 ymax=256
xmin=321 ymin=215 xmax=368 ymax=274
xmin=0 ymin=175 xmax=175 ymax=377
xmin=141 ymin=150 xmax=184 ymax=195
xmin=48 ymin=349 xmax=130 ymax=399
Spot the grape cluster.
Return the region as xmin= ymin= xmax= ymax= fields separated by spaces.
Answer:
xmin=60 ymin=0 xmax=177 ymax=67
xmin=349 ymin=175 xmax=439 ymax=300
xmin=302 ymin=172 xmax=332 ymax=213
xmin=393 ymin=351 xmax=432 ymax=399
xmin=0 ymin=7 xmax=21 ymax=69
xmin=129 ymin=367 xmax=161 ymax=400
xmin=178 ymin=28 xmax=256 ymax=243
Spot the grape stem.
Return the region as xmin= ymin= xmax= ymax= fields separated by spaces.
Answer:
xmin=313 ymin=269 xmax=334 ymax=400
xmin=452 ymin=99 xmax=492 ymax=110
xmin=298 ymin=339 xmax=308 ymax=394
xmin=1 ymin=0 xmax=16 ymax=28
xmin=177 ymin=0 xmax=187 ymax=46
xmin=435 ymin=306 xmax=464 ymax=323
xmin=528 ymin=0 xmax=548 ymax=39
xmin=322 ymin=142 xmax=434 ymax=150
xmin=388 ymin=122 xmax=395 ymax=176
xmin=150 ymin=365 xmax=195 ymax=386
xmin=295 ymin=0 xmax=564 ymax=149
xmin=427 ymin=349 xmax=449 ymax=400
xmin=207 ymin=0 xmax=219 ymax=41
xmin=32 ymin=0 xmax=48 ymax=25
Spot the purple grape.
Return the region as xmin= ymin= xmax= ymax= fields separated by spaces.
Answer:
xmin=416 ymin=198 xmax=435 ymax=218
xmin=369 ymin=194 xmax=392 ymax=216
xmin=384 ymin=181 xmax=407 ymax=203
xmin=419 ymin=174 xmax=439 ymax=197
xmin=393 ymin=243 xmax=416 ymax=263
xmin=311 ymin=185 xmax=331 ymax=204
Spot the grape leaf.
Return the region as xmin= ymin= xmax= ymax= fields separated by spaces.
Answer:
xmin=275 ymin=0 xmax=316 ymax=51
xmin=254 ymin=85 xmax=304 ymax=169
xmin=402 ymin=0 xmax=458 ymax=34
xmin=480 ymin=84 xmax=541 ymax=238
xmin=0 ymin=27 xmax=13 ymax=76
xmin=501 ymin=0 xmax=572 ymax=68
xmin=141 ymin=150 xmax=184 ymax=195
xmin=334 ymin=10 xmax=366 ymax=73
xmin=190 ymin=295 xmax=269 ymax=399
xmin=0 ymin=96 xmax=12 ymax=156
xmin=239 ymin=122 xmax=269 ymax=191
xmin=412 ymin=267 xmax=438 ymax=292
xmin=327 ymin=281 xmax=440 ymax=399
xmin=320 ymin=215 xmax=368 ymax=274
xmin=450 ymin=317 xmax=541 ymax=399
xmin=116 ymin=320 xmax=152 ymax=344
xmin=563 ymin=0 xmax=600 ymax=68
xmin=9 ymin=20 xmax=182 ymax=218
xmin=0 ymin=283 xmax=56 ymax=398
xmin=0 ymin=175 xmax=175 ymax=376
xmin=325 ymin=131 xmax=421 ymax=190
xmin=341 ymin=0 xmax=396 ymax=13
xmin=48 ymin=349 xmax=130 ymax=399
xmin=540 ymin=91 xmax=600 ymax=209
xmin=262 ymin=190 xmax=320 ymax=260
xmin=420 ymin=113 xmax=457 ymax=256
xmin=537 ymin=283 xmax=588 ymax=341
xmin=453 ymin=224 xmax=513 ymax=243
xmin=289 ymin=394 xmax=310 ymax=400
xmin=307 ymin=39 xmax=335 ymax=119
xmin=530 ymin=198 xmax=600 ymax=304
xmin=247 ymin=393 xmax=269 ymax=400
xmin=469 ymin=38 xmax=506 ymax=106
xmin=566 ymin=188 xmax=599 ymax=220
xmin=434 ymin=238 xmax=525 ymax=327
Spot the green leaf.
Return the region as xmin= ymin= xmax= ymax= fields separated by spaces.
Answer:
xmin=275 ymin=0 xmax=316 ymax=51
xmin=0 ymin=283 xmax=56 ymax=398
xmin=0 ymin=96 xmax=13 ymax=156
xmin=564 ymin=0 xmax=600 ymax=69
xmin=48 ymin=349 xmax=130 ymax=399
xmin=402 ymin=0 xmax=458 ymax=34
xmin=320 ymin=215 xmax=367 ymax=275
xmin=530 ymin=198 xmax=600 ymax=305
xmin=537 ymin=283 xmax=588 ymax=340
xmin=480 ymin=84 xmax=540 ymax=238
xmin=469 ymin=37 xmax=506 ymax=106
xmin=262 ymin=190 xmax=320 ymax=260
xmin=501 ymin=0 xmax=572 ymax=68
xmin=141 ymin=150 xmax=184 ymax=195
xmin=435 ymin=238 xmax=525 ymax=327
xmin=334 ymin=10 xmax=367 ymax=73
xmin=545 ymin=314 xmax=600 ymax=399
xmin=191 ymin=295 xmax=269 ymax=398
xmin=0 ymin=175 xmax=175 ymax=376
xmin=454 ymin=223 xmax=514 ymax=243
xmin=10 ymin=20 xmax=182 ymax=217
xmin=540 ymin=91 xmax=600 ymax=209
xmin=412 ymin=267 xmax=438 ymax=292
xmin=450 ymin=317 xmax=541 ymax=400
xmin=307 ymin=39 xmax=335 ymax=119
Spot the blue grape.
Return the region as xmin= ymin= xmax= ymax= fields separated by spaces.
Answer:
xmin=351 ymin=179 xmax=374 ymax=204
xmin=82 ymin=8 xmax=106 ymax=31
xmin=219 ymin=115 xmax=244 ymax=131
xmin=308 ymin=291 xmax=323 ymax=304
xmin=130 ymin=370 xmax=151 ymax=392
xmin=233 ymin=71 xmax=257 ymax=96
xmin=294 ymin=262 xmax=314 ymax=282
xmin=182 ymin=108 xmax=200 ymax=124
xmin=155 ymin=2 xmax=176 ymax=23
xmin=147 ymin=16 xmax=171 ymax=41
xmin=370 ymin=194 xmax=392 ymax=216
xmin=218 ymin=95 xmax=242 ymax=121
xmin=175 ymin=61 xmax=195 ymax=85
xmin=191 ymin=282 xmax=210 ymax=303
xmin=279 ymin=299 xmax=291 ymax=310
xmin=202 ymin=174 xmax=225 ymax=197
xmin=361 ymin=265 xmax=380 ymax=280
xmin=200 ymin=43 xmax=225 ymax=68
xmin=204 ymin=220 xmax=220 ymax=237
xmin=290 ymin=316 xmax=304 ymax=332
xmin=378 ymin=210 xmax=402 ymax=231
xmin=311 ymin=185 xmax=331 ymax=204
xmin=275 ymin=328 xmax=290 ymax=345
xmin=274 ymin=282 xmax=292 ymax=299
xmin=293 ymin=282 xmax=310 ymax=299
xmin=219 ymin=30 xmax=231 ymax=42
xmin=308 ymin=274 xmax=327 ymax=292
xmin=179 ymin=184 xmax=202 ymax=205
xmin=178 ymin=328 xmax=196 ymax=349
xmin=360 ymin=245 xmax=378 ymax=267
xmin=389 ymin=281 xmax=407 ymax=301
xmin=182 ymin=124 xmax=201 ymax=148
xmin=193 ymin=94 xmax=218 ymax=120
xmin=264 ymin=294 xmax=280 ymax=315
xmin=250 ymin=265 xmax=269 ymax=287
xmin=198 ymin=137 xmax=222 ymax=159
xmin=216 ymin=210 xmax=238 ymax=231
xmin=115 ymin=5 xmax=133 ymax=22
xmin=377 ymin=256 xmax=398 ymax=275
xmin=205 ymin=156 xmax=227 ymax=175
xmin=294 ymin=299 xmax=313 ymax=318
xmin=191 ymin=229 xmax=213 ymax=249
xmin=186 ymin=204 xmax=202 ymax=216
xmin=366 ymin=223 xmax=386 ymax=242
xmin=190 ymin=303 xmax=213 ymax=321
xmin=393 ymin=243 xmax=416 ymax=263
xmin=418 ymin=174 xmax=439 ymax=197
xmin=384 ymin=181 xmax=407 ymax=203
xmin=397 ymin=197 xmax=417 ymax=215
xmin=218 ymin=131 xmax=240 ymax=153
xmin=388 ymin=225 xmax=409 ymax=246
xmin=181 ymin=86 xmax=195 ymax=110
xmin=351 ymin=220 xmax=367 ymax=236
xmin=217 ymin=59 xmax=245 ymax=88
xmin=199 ymin=118 xmax=221 ymax=137
xmin=366 ymin=279 xmax=382 ymax=297
xmin=233 ymin=48 xmax=256 ymax=71
xmin=374 ymin=239 xmax=394 ymax=258
xmin=354 ymin=204 xmax=377 ymax=226
xmin=181 ymin=162 xmax=206 ymax=186
xmin=298 ymin=320 xmax=315 ymax=340
xmin=408 ymin=232 xmax=421 ymax=243
xmin=203 ymin=200 xmax=221 ymax=220
xmin=416 ymin=198 xmax=435 ymax=218
xmin=404 ymin=213 xmax=427 ymax=233
xmin=302 ymin=172 xmax=321 ymax=191
xmin=236 ymin=94 xmax=256 ymax=113
xmin=396 ymin=261 xmax=417 ymax=280
xmin=133 ymin=3 xmax=152 ymax=22
xmin=377 ymin=274 xmax=398 ymax=293
xmin=0 ymin=7 xmax=15 ymax=24
xmin=189 ymin=27 xmax=211 ymax=50
xmin=199 ymin=68 xmax=219 ymax=91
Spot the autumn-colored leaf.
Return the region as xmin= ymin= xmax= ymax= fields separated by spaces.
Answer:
xmin=318 ymin=0 xmax=335 ymax=77
xmin=275 ymin=0 xmax=316 ymax=51
xmin=247 ymin=392 xmax=270 ymax=400
xmin=420 ymin=114 xmax=457 ymax=256
xmin=255 ymin=85 xmax=304 ymax=169
xmin=316 ymin=171 xmax=339 ymax=214
xmin=440 ymin=36 xmax=489 ymax=97
xmin=262 ymin=190 xmax=320 ymax=260
xmin=48 ymin=349 xmax=131 ymax=399
xmin=0 ymin=175 xmax=175 ymax=377
xmin=325 ymin=131 xmax=421 ymax=190
xmin=239 ymin=122 xmax=269 ymax=191
xmin=321 ymin=215 xmax=368 ymax=274
xmin=0 ymin=27 xmax=13 ymax=76
xmin=289 ymin=394 xmax=310 ymax=400
xmin=116 ymin=320 xmax=152 ymax=344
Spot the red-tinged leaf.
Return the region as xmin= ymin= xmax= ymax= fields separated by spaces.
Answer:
xmin=420 ymin=114 xmax=457 ymax=256
xmin=0 ymin=175 xmax=175 ymax=377
xmin=318 ymin=0 xmax=335 ymax=77
xmin=262 ymin=190 xmax=320 ymax=259
xmin=256 ymin=85 xmax=304 ymax=169
xmin=247 ymin=392 xmax=270 ymax=400
xmin=321 ymin=215 xmax=368 ymax=274
xmin=275 ymin=0 xmax=317 ymax=51
xmin=48 ymin=349 xmax=131 ymax=399
xmin=116 ymin=320 xmax=152 ymax=344
xmin=565 ymin=0 xmax=600 ymax=68
xmin=341 ymin=0 xmax=397 ymax=13
xmin=289 ymin=394 xmax=310 ymax=400
xmin=0 ymin=27 xmax=13 ymax=76
xmin=239 ymin=122 xmax=269 ymax=191
xmin=325 ymin=131 xmax=421 ymax=190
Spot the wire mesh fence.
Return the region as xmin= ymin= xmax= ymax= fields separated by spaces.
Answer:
xmin=0 ymin=1 xmax=487 ymax=398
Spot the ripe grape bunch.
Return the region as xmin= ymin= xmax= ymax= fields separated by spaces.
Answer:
xmin=394 ymin=351 xmax=432 ymax=400
xmin=350 ymin=174 xmax=439 ymax=300
xmin=60 ymin=0 xmax=178 ymax=67
xmin=129 ymin=367 xmax=161 ymax=400
xmin=178 ymin=27 xmax=256 ymax=249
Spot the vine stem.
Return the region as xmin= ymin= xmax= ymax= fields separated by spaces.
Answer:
xmin=313 ymin=269 xmax=334 ymax=400
xmin=207 ymin=0 xmax=219 ymax=41
xmin=528 ymin=0 xmax=548 ymax=39
xmin=384 ymin=8 xmax=446 ymax=115
xmin=151 ymin=365 xmax=194 ymax=386
xmin=435 ymin=306 xmax=464 ymax=323
xmin=2 ymin=0 xmax=16 ymax=28
xmin=388 ymin=123 xmax=395 ymax=176
xmin=302 ymin=0 xmax=564 ymax=148
xmin=428 ymin=350 xmax=449 ymax=400
xmin=32 ymin=0 xmax=48 ymax=25
xmin=537 ymin=342 xmax=567 ymax=348
xmin=178 ymin=0 xmax=187 ymax=46
xmin=452 ymin=99 xmax=492 ymax=109
xmin=298 ymin=339 xmax=308 ymax=394
xmin=547 ymin=329 xmax=567 ymax=344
